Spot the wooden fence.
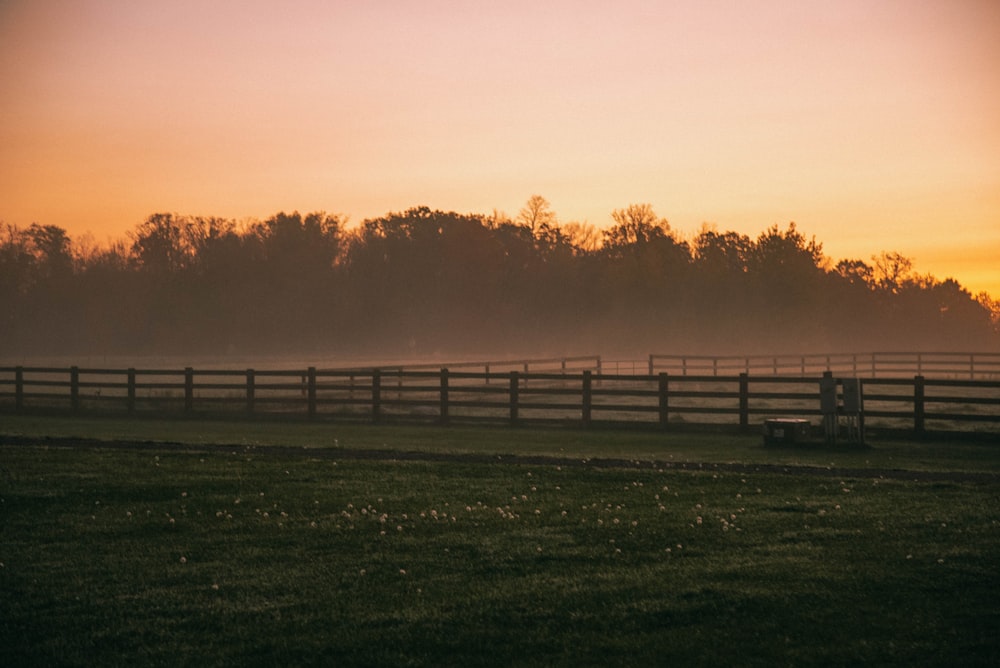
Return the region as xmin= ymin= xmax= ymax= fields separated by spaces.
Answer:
xmin=648 ymin=351 xmax=1000 ymax=380
xmin=2 ymin=365 xmax=997 ymax=438
xmin=328 ymin=355 xmax=603 ymax=376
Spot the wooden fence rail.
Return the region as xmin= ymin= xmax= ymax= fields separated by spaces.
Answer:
xmin=648 ymin=351 xmax=1000 ymax=380
xmin=330 ymin=355 xmax=603 ymax=378
xmin=2 ymin=366 xmax=998 ymax=438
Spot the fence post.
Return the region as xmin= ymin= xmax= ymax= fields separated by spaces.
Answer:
xmin=658 ymin=373 xmax=669 ymax=429
xmin=185 ymin=368 xmax=194 ymax=415
xmin=914 ymin=375 xmax=925 ymax=436
xmin=372 ymin=369 xmax=381 ymax=424
xmin=307 ymin=367 xmax=317 ymax=418
xmin=127 ymin=368 xmax=136 ymax=415
xmin=509 ymin=371 xmax=519 ymax=425
xmin=582 ymin=370 xmax=592 ymax=427
xmin=15 ymin=366 xmax=24 ymax=411
xmin=246 ymin=369 xmax=255 ymax=416
xmin=439 ymin=368 xmax=449 ymax=425
xmin=70 ymin=366 xmax=80 ymax=412
xmin=739 ymin=373 xmax=749 ymax=431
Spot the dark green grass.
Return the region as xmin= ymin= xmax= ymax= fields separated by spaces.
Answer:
xmin=4 ymin=414 xmax=1000 ymax=473
xmin=2 ymin=442 xmax=999 ymax=666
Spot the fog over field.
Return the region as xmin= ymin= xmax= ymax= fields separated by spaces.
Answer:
xmin=3 ymin=206 xmax=998 ymax=366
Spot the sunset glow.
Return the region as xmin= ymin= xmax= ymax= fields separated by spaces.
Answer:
xmin=2 ymin=0 xmax=999 ymax=296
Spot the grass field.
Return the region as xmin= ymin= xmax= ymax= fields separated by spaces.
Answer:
xmin=2 ymin=417 xmax=999 ymax=666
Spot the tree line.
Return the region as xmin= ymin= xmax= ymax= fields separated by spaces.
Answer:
xmin=3 ymin=197 xmax=998 ymax=359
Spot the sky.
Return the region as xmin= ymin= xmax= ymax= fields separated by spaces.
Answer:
xmin=2 ymin=0 xmax=999 ymax=297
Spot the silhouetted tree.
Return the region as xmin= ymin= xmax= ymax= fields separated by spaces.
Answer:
xmin=689 ymin=226 xmax=755 ymax=348
xmin=344 ymin=207 xmax=510 ymax=352
xmin=26 ymin=224 xmax=74 ymax=282
xmin=560 ymin=221 xmax=601 ymax=254
xmin=736 ymin=223 xmax=829 ymax=350
xmin=834 ymin=259 xmax=874 ymax=288
xmin=748 ymin=223 xmax=824 ymax=274
xmin=517 ymin=194 xmax=556 ymax=236
xmin=603 ymin=204 xmax=671 ymax=253
xmin=68 ymin=240 xmax=145 ymax=353
xmin=3 ymin=206 xmax=998 ymax=358
xmin=872 ymin=251 xmax=913 ymax=293
xmin=593 ymin=205 xmax=692 ymax=348
xmin=693 ymin=226 xmax=751 ymax=274
xmin=130 ymin=213 xmax=191 ymax=273
xmin=237 ymin=211 xmax=345 ymax=351
xmin=977 ymin=292 xmax=1000 ymax=336
xmin=0 ymin=223 xmax=36 ymax=296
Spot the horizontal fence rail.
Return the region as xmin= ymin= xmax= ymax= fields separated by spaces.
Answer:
xmin=328 ymin=355 xmax=603 ymax=376
xmin=648 ymin=351 xmax=1000 ymax=380
xmin=1 ymin=365 xmax=998 ymax=438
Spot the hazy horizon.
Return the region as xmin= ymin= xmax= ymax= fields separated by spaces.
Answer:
xmin=2 ymin=1 xmax=998 ymax=297
xmin=3 ymin=209 xmax=997 ymax=363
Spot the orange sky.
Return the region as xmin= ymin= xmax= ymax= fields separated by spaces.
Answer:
xmin=2 ymin=0 xmax=999 ymax=297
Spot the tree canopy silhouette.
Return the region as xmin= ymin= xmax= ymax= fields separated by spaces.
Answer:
xmin=1 ymin=202 xmax=997 ymax=359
